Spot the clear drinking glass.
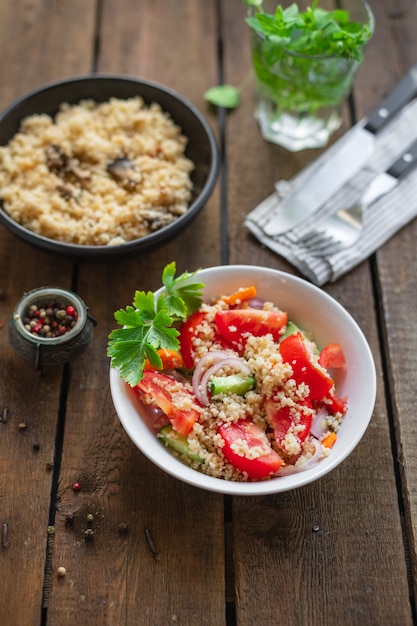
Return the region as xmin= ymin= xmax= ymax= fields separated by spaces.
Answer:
xmin=248 ymin=0 xmax=375 ymax=151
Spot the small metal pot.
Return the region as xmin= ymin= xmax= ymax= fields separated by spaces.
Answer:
xmin=8 ymin=287 xmax=95 ymax=368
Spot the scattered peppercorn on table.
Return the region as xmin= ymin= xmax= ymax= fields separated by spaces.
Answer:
xmin=1 ymin=1 xmax=417 ymax=625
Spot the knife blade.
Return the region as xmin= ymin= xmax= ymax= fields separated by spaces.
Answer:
xmin=354 ymin=137 xmax=417 ymax=209
xmin=263 ymin=62 xmax=417 ymax=237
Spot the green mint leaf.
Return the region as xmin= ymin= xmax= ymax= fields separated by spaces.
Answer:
xmin=244 ymin=0 xmax=264 ymax=7
xmin=204 ymin=85 xmax=240 ymax=109
xmin=246 ymin=1 xmax=371 ymax=59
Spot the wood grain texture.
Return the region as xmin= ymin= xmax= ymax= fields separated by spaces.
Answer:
xmin=0 ymin=1 xmax=95 ymax=624
xmin=370 ymin=0 xmax=417 ymax=604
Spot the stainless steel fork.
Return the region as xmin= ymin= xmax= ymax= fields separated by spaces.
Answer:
xmin=295 ymin=203 xmax=364 ymax=255
xmin=294 ymin=139 xmax=417 ymax=256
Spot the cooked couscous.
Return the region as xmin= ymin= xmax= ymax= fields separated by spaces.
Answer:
xmin=0 ymin=97 xmax=194 ymax=245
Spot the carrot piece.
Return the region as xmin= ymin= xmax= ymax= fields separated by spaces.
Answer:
xmin=221 ymin=285 xmax=257 ymax=306
xmin=144 ymin=348 xmax=185 ymax=371
xmin=321 ymin=432 xmax=337 ymax=449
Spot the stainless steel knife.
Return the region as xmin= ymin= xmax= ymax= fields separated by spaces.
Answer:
xmin=263 ymin=62 xmax=417 ymax=237
xmin=353 ymin=137 xmax=417 ymax=208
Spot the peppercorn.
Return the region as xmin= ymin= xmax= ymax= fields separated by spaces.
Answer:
xmin=65 ymin=513 xmax=75 ymax=526
xmin=23 ymin=298 xmax=79 ymax=338
xmin=72 ymin=482 xmax=81 ymax=491
xmin=118 ymin=522 xmax=129 ymax=534
xmin=84 ymin=528 xmax=94 ymax=539
xmin=57 ymin=566 xmax=66 ymax=577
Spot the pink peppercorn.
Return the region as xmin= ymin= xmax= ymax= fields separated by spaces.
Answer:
xmin=72 ymin=482 xmax=81 ymax=491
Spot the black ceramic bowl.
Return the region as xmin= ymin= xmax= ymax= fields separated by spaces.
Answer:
xmin=0 ymin=75 xmax=220 ymax=258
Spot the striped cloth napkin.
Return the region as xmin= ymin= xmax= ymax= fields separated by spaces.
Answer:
xmin=245 ymin=99 xmax=417 ymax=286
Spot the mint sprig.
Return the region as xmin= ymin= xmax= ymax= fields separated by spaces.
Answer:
xmin=107 ymin=262 xmax=204 ymax=386
xmin=204 ymin=1 xmax=372 ymax=111
xmin=245 ymin=1 xmax=372 ymax=61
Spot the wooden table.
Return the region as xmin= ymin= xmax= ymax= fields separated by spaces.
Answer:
xmin=1 ymin=1 xmax=417 ymax=624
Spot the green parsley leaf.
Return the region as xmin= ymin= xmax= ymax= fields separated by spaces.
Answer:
xmin=159 ymin=262 xmax=205 ymax=317
xmin=107 ymin=262 xmax=204 ymax=386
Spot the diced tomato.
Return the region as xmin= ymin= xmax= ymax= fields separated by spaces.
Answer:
xmin=319 ymin=343 xmax=347 ymax=370
xmin=322 ymin=389 xmax=348 ymax=416
xmin=279 ymin=332 xmax=334 ymax=401
xmin=144 ymin=348 xmax=185 ymax=372
xmin=178 ymin=310 xmax=207 ymax=369
xmin=264 ymin=397 xmax=312 ymax=462
xmin=135 ymin=371 xmax=199 ymax=436
xmin=214 ymin=309 xmax=287 ymax=349
xmin=179 ymin=310 xmax=236 ymax=367
xmin=217 ymin=419 xmax=283 ymax=479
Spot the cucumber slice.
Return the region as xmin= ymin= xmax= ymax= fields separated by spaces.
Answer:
xmin=282 ymin=320 xmax=301 ymax=339
xmin=209 ymin=374 xmax=256 ymax=397
xmin=281 ymin=320 xmax=319 ymax=354
xmin=158 ymin=424 xmax=204 ymax=463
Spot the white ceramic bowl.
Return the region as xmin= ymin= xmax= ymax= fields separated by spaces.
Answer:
xmin=110 ymin=265 xmax=376 ymax=495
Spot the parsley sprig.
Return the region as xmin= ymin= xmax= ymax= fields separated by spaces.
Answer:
xmin=107 ymin=262 xmax=204 ymax=386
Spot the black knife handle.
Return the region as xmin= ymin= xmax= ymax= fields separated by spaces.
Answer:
xmin=365 ymin=64 xmax=417 ymax=135
xmin=387 ymin=139 xmax=417 ymax=179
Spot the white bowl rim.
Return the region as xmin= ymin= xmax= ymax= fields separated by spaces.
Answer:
xmin=110 ymin=265 xmax=377 ymax=495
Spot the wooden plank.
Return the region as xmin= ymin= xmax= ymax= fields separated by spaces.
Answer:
xmin=221 ymin=0 xmax=413 ymax=623
xmin=372 ymin=0 xmax=417 ymax=603
xmin=46 ymin=1 xmax=225 ymax=624
xmin=0 ymin=1 xmax=96 ymax=624
xmin=0 ymin=271 xmax=67 ymax=626
xmin=377 ymin=221 xmax=417 ymax=600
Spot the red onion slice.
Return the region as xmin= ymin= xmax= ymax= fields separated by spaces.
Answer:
xmin=276 ymin=439 xmax=324 ymax=476
xmin=192 ymin=350 xmax=232 ymax=386
xmin=310 ymin=407 xmax=330 ymax=439
xmin=192 ymin=351 xmax=251 ymax=405
xmin=245 ymin=297 xmax=265 ymax=309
